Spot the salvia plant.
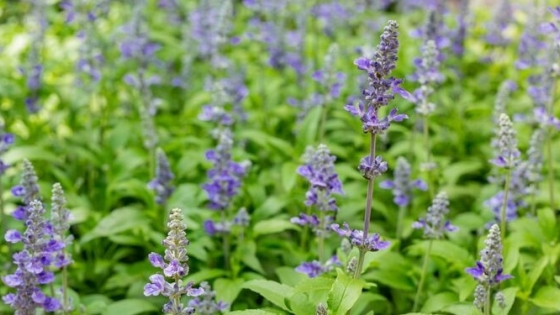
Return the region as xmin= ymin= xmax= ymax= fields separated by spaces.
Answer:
xmin=466 ymin=224 xmax=512 ymax=314
xmin=144 ymin=208 xmax=204 ymax=314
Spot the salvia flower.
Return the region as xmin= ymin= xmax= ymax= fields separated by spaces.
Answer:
xmin=2 ymin=200 xmax=61 ymax=313
xmin=311 ymin=1 xmax=350 ymax=38
xmin=490 ymin=114 xmax=520 ymax=169
xmin=331 ymin=223 xmax=390 ymax=253
xmin=485 ymin=0 xmax=513 ymax=46
xmin=492 ymin=81 xmax=517 ymax=126
xmin=525 ymin=128 xmax=545 ymax=194
xmin=407 ymin=40 xmax=443 ymax=116
xmin=380 ymin=157 xmax=427 ymax=207
xmin=11 ymin=159 xmax=41 ymax=221
xmin=187 ymin=281 xmax=228 ymax=314
xmin=190 ymin=0 xmax=232 ymax=67
xmin=295 ymin=256 xmax=340 ymax=278
xmin=296 ymin=145 xmax=343 ymax=211
xmin=465 ymin=224 xmax=512 ymax=312
xmin=148 ymin=148 xmax=175 ymax=205
xmin=410 ymin=10 xmax=450 ymax=61
xmin=0 ymin=126 xmax=14 ymax=174
xmin=412 ymin=192 xmax=457 ymax=239
xmin=202 ymin=128 xmax=248 ymax=211
xmin=22 ymin=0 xmax=48 ymax=113
xmin=144 ymin=208 xmax=203 ymax=314
xmin=451 ymin=0 xmax=469 ymax=57
xmin=50 ymin=183 xmax=73 ymax=269
xmin=516 ymin=6 xmax=547 ymax=69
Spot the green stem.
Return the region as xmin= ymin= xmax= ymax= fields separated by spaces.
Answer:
xmin=413 ymin=239 xmax=433 ymax=311
xmin=423 ymin=115 xmax=434 ymax=198
xmin=62 ymin=265 xmax=69 ymax=314
xmin=500 ymin=170 xmax=512 ymax=240
xmin=221 ymin=211 xmax=230 ymax=272
xmin=318 ymin=208 xmax=325 ymax=263
xmin=396 ymin=205 xmax=406 ymax=242
xmin=355 ymin=133 xmax=377 ymax=280
xmin=0 ymin=174 xmax=9 ymax=257
xmin=484 ymin=285 xmax=491 ymax=315
xmin=353 ymin=250 xmax=366 ymax=279
xmin=318 ymin=104 xmax=328 ymax=144
xmin=547 ymin=79 xmax=557 ymax=211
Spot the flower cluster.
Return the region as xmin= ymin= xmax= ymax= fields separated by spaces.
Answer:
xmin=0 ymin=125 xmax=14 ymax=174
xmin=311 ymin=2 xmax=350 ymax=38
xmin=50 ymin=183 xmax=73 ymax=269
xmin=380 ymin=157 xmax=427 ymax=207
xmin=490 ymin=114 xmax=520 ymax=169
xmin=465 ymin=224 xmax=512 ymax=312
xmin=202 ymin=129 xmax=248 ymax=211
xmin=407 ymin=40 xmax=443 ymax=115
xmin=412 ymin=192 xmax=456 ymax=239
xmin=187 ymin=281 xmax=228 ymax=314
xmin=60 ymin=0 xmax=108 ymax=86
xmin=22 ymin=0 xmax=48 ymax=113
xmin=516 ymin=7 xmax=547 ymax=69
xmin=491 ymin=81 xmax=517 ymax=126
xmin=2 ymin=200 xmax=62 ymax=313
xmin=485 ymin=0 xmax=513 ymax=46
xmin=190 ymin=0 xmax=232 ymax=66
xmin=11 ymin=159 xmax=41 ymax=221
xmin=148 ymin=148 xmax=175 ymax=205
xmin=331 ymin=223 xmax=390 ymax=253
xmin=295 ymin=256 xmax=340 ymax=278
xmin=145 ymin=208 xmax=204 ymax=314
xmin=344 ymin=20 xmax=409 ymax=142
xmin=291 ymin=144 xmax=343 ymax=242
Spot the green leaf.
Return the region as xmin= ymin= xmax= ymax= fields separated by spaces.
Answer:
xmin=81 ymin=207 xmax=150 ymax=243
xmin=530 ymin=286 xmax=560 ymax=310
xmin=492 ymin=288 xmax=517 ymax=315
xmin=102 ymin=299 xmax=156 ymax=315
xmin=253 ymin=219 xmax=298 ymax=237
xmin=214 ymin=278 xmax=245 ymax=304
xmin=242 ymin=280 xmax=293 ymax=311
xmin=538 ymin=208 xmax=557 ymax=242
xmin=440 ymin=303 xmax=478 ymax=315
xmin=281 ymin=162 xmax=299 ymax=192
xmin=227 ymin=310 xmax=280 ymax=315
xmin=185 ymin=269 xmax=227 ymax=284
xmin=240 ymin=240 xmax=265 ymax=274
xmin=327 ymin=269 xmax=364 ymax=315
xmin=253 ymin=196 xmax=288 ymax=220
xmin=3 ymin=145 xmax=59 ymax=164
xmin=421 ymin=292 xmax=458 ymax=313
xmin=276 ymin=266 xmax=306 ymax=287
xmin=526 ymin=256 xmax=549 ymax=294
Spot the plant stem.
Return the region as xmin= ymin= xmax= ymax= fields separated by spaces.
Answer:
xmin=413 ymin=239 xmax=433 ymax=311
xmin=318 ymin=104 xmax=328 ymax=144
xmin=0 ymin=174 xmax=9 ymax=257
xmin=355 ymin=133 xmax=377 ymax=280
xmin=221 ymin=211 xmax=230 ymax=272
xmin=500 ymin=170 xmax=512 ymax=240
xmin=396 ymin=205 xmax=406 ymax=242
xmin=353 ymin=249 xmax=366 ymax=279
xmin=547 ymin=79 xmax=557 ymax=211
xmin=423 ymin=115 xmax=434 ymax=198
xmin=62 ymin=265 xmax=69 ymax=314
xmin=484 ymin=285 xmax=491 ymax=315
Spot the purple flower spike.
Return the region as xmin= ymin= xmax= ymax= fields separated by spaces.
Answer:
xmin=144 ymin=208 xmax=204 ymax=313
xmin=380 ymin=157 xmax=426 ymax=207
xmin=465 ymin=224 xmax=512 ymax=311
xmin=413 ymin=192 xmax=456 ymax=239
